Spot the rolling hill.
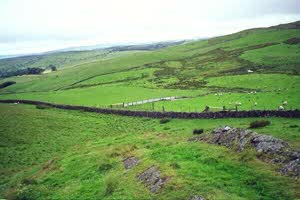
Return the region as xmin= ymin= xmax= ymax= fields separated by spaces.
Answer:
xmin=0 ymin=21 xmax=300 ymax=200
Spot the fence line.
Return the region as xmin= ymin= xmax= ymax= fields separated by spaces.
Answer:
xmin=0 ymin=99 xmax=299 ymax=119
xmin=112 ymin=96 xmax=179 ymax=107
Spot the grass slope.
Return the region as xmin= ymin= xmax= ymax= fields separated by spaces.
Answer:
xmin=0 ymin=21 xmax=300 ymax=200
xmin=1 ymin=104 xmax=299 ymax=199
xmin=0 ymin=22 xmax=299 ymax=112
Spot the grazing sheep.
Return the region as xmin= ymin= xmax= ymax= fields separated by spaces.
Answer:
xmin=278 ymin=105 xmax=284 ymax=111
xmin=283 ymin=100 xmax=288 ymax=105
xmin=235 ymin=102 xmax=242 ymax=106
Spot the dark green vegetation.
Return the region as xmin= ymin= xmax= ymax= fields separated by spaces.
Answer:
xmin=1 ymin=67 xmax=45 ymax=78
xmin=249 ymin=120 xmax=271 ymax=128
xmin=0 ymin=21 xmax=300 ymax=199
xmin=193 ymin=129 xmax=204 ymax=134
xmin=1 ymin=104 xmax=300 ymax=200
xmin=0 ymin=81 xmax=16 ymax=89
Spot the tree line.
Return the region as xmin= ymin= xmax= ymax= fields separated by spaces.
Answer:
xmin=0 ymin=65 xmax=57 ymax=78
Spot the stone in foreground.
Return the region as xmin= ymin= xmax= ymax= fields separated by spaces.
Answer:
xmin=137 ymin=166 xmax=171 ymax=193
xmin=190 ymin=195 xmax=206 ymax=200
xmin=189 ymin=126 xmax=300 ymax=177
xmin=123 ymin=156 xmax=139 ymax=169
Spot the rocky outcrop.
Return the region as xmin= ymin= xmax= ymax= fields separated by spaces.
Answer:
xmin=137 ymin=166 xmax=171 ymax=193
xmin=189 ymin=127 xmax=300 ymax=177
xmin=280 ymin=159 xmax=300 ymax=177
xmin=123 ymin=156 xmax=139 ymax=169
xmin=251 ymin=134 xmax=288 ymax=154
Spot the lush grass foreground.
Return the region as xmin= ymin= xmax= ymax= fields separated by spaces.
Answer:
xmin=0 ymin=103 xmax=300 ymax=200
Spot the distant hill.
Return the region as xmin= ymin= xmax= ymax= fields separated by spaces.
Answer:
xmin=0 ymin=40 xmax=185 ymax=77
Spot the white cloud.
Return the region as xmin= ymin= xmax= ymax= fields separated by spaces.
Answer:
xmin=0 ymin=0 xmax=299 ymax=55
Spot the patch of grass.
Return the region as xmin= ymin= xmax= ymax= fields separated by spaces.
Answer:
xmin=36 ymin=104 xmax=51 ymax=110
xmin=104 ymin=174 xmax=119 ymax=196
xmin=21 ymin=178 xmax=38 ymax=185
xmin=160 ymin=118 xmax=171 ymax=124
xmin=0 ymin=104 xmax=299 ymax=199
xmin=170 ymin=162 xmax=181 ymax=169
xmin=98 ymin=162 xmax=115 ymax=173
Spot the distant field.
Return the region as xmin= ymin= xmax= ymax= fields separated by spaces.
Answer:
xmin=240 ymin=44 xmax=300 ymax=72
xmin=0 ymin=86 xmax=204 ymax=106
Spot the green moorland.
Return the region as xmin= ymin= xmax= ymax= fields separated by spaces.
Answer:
xmin=1 ymin=104 xmax=300 ymax=200
xmin=0 ymin=21 xmax=300 ymax=199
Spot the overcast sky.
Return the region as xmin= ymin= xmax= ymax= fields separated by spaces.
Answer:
xmin=0 ymin=0 xmax=299 ymax=55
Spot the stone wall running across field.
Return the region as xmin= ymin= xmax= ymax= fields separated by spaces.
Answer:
xmin=0 ymin=99 xmax=299 ymax=119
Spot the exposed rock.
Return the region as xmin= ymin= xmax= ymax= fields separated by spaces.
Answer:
xmin=280 ymin=159 xmax=300 ymax=177
xmin=137 ymin=166 xmax=171 ymax=193
xmin=189 ymin=195 xmax=205 ymax=200
xmin=123 ymin=156 xmax=139 ymax=169
xmin=250 ymin=134 xmax=288 ymax=154
xmin=189 ymin=126 xmax=300 ymax=177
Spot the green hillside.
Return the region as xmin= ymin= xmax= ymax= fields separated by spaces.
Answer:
xmin=0 ymin=21 xmax=299 ymax=111
xmin=0 ymin=21 xmax=300 ymax=200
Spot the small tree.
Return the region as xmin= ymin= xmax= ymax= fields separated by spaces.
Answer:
xmin=49 ymin=64 xmax=57 ymax=71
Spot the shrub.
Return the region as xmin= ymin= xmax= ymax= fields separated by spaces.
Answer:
xmin=289 ymin=125 xmax=298 ymax=128
xmin=36 ymin=104 xmax=51 ymax=109
xmin=193 ymin=129 xmax=204 ymax=134
xmin=249 ymin=120 xmax=271 ymax=128
xmin=160 ymin=118 xmax=170 ymax=124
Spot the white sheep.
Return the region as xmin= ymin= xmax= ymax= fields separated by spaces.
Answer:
xmin=235 ymin=102 xmax=242 ymax=106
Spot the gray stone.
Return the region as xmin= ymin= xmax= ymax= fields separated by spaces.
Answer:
xmin=190 ymin=195 xmax=205 ymax=200
xmin=123 ymin=156 xmax=139 ymax=169
xmin=137 ymin=166 xmax=171 ymax=193
xmin=250 ymin=134 xmax=288 ymax=154
xmin=280 ymin=159 xmax=300 ymax=177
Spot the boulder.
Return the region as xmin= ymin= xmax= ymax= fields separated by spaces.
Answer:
xmin=250 ymin=134 xmax=288 ymax=154
xmin=280 ymin=159 xmax=300 ymax=177
xmin=123 ymin=156 xmax=139 ymax=169
xmin=190 ymin=195 xmax=206 ymax=200
xmin=137 ymin=166 xmax=171 ymax=193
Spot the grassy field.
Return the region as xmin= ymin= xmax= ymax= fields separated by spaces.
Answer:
xmin=0 ymin=23 xmax=299 ymax=112
xmin=0 ymin=21 xmax=300 ymax=200
xmin=1 ymin=104 xmax=300 ymax=200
